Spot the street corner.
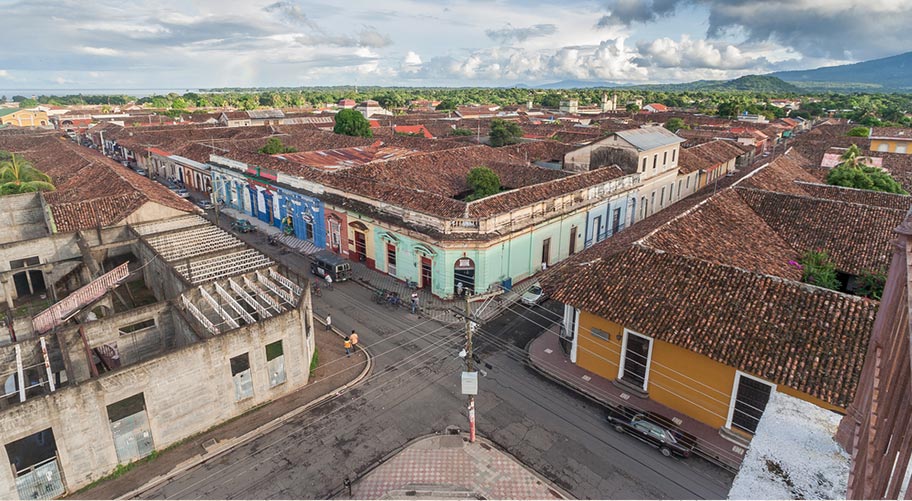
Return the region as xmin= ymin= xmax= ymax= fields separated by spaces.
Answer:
xmin=339 ymin=432 xmax=569 ymax=500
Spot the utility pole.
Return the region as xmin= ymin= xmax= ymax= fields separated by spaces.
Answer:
xmin=463 ymin=294 xmax=476 ymax=443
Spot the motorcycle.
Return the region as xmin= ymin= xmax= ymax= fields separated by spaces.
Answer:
xmin=311 ymin=281 xmax=323 ymax=297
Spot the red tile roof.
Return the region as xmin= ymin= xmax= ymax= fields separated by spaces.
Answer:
xmin=394 ymin=125 xmax=434 ymax=139
xmin=677 ymin=139 xmax=746 ymax=174
xmin=546 ymin=244 xmax=874 ymax=408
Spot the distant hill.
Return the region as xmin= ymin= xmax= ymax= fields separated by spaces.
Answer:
xmin=770 ymin=51 xmax=912 ymax=92
xmin=627 ymin=75 xmax=802 ymax=93
xmin=533 ymin=79 xmax=632 ymax=89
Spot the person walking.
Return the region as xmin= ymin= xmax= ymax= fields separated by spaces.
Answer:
xmin=410 ymin=292 xmax=419 ymax=314
xmin=349 ymin=330 xmax=359 ymax=349
xmin=325 ymin=313 xmax=332 ymax=331
xmin=343 ymin=336 xmax=352 ymax=357
xmin=456 ymin=281 xmax=464 ymax=297
xmin=325 ymin=273 xmax=333 ymax=290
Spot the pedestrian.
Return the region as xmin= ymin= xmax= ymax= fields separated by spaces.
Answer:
xmin=410 ymin=292 xmax=419 ymax=314
xmin=456 ymin=281 xmax=464 ymax=297
xmin=343 ymin=336 xmax=352 ymax=357
xmin=325 ymin=273 xmax=333 ymax=289
xmin=541 ymin=261 xmax=548 ymax=271
xmin=343 ymin=477 xmax=352 ymax=497
xmin=349 ymin=330 xmax=359 ymax=348
xmin=325 ymin=313 xmax=332 ymax=331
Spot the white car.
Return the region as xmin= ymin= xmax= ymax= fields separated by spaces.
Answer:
xmin=520 ymin=283 xmax=545 ymax=306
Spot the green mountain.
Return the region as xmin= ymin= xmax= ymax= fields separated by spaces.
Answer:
xmin=627 ymin=75 xmax=802 ymax=93
xmin=770 ymin=51 xmax=912 ymax=92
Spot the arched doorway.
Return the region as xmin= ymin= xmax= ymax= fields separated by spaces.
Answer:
xmin=13 ymin=270 xmax=46 ymax=299
xmin=454 ymin=257 xmax=475 ymax=295
xmin=328 ymin=215 xmax=342 ymax=253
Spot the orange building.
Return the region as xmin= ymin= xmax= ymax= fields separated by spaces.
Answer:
xmin=0 ymin=108 xmax=50 ymax=128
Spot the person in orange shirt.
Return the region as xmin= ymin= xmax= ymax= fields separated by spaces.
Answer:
xmin=343 ymin=336 xmax=352 ymax=357
xmin=349 ymin=330 xmax=359 ymax=349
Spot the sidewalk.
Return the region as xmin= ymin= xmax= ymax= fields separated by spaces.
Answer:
xmin=68 ymin=326 xmax=369 ymax=500
xmin=527 ymin=325 xmax=746 ymax=470
xmin=214 ymin=206 xmax=540 ymax=324
xmin=338 ymin=433 xmax=569 ymax=500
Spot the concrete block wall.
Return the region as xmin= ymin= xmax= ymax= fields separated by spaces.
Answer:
xmin=0 ymin=194 xmax=48 ymax=245
xmin=0 ymin=301 xmax=312 ymax=499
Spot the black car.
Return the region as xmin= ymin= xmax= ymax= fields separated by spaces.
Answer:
xmin=606 ymin=406 xmax=694 ymax=458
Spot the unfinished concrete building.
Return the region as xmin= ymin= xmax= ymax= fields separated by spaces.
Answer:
xmin=0 ymin=213 xmax=315 ymax=500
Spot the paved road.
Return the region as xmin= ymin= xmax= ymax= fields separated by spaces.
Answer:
xmin=138 ymin=264 xmax=734 ymax=499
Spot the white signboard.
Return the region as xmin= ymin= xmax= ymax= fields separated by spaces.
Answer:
xmin=461 ymin=371 xmax=478 ymax=395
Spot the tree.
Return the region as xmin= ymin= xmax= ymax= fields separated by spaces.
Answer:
xmin=452 ymin=127 xmax=474 ymax=136
xmin=170 ymin=97 xmax=189 ymax=111
xmin=826 ymin=164 xmax=907 ymax=194
xmin=435 ymin=98 xmax=459 ymax=111
xmin=18 ymin=98 xmax=38 ymax=108
xmin=333 ymin=109 xmax=373 ymax=138
xmin=488 ymin=118 xmax=522 ymax=147
xmin=465 ymin=167 xmax=501 ymax=201
xmin=846 ymin=126 xmax=871 ymax=137
xmin=0 ymin=153 xmax=55 ymax=195
xmin=625 ymin=103 xmax=640 ymax=114
xmin=664 ymin=117 xmax=687 ymax=133
xmin=258 ymin=137 xmax=297 ymax=154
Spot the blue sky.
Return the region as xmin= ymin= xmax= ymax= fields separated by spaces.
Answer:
xmin=0 ymin=0 xmax=909 ymax=90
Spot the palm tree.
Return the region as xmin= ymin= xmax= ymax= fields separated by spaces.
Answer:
xmin=0 ymin=153 xmax=55 ymax=195
xmin=838 ymin=144 xmax=865 ymax=170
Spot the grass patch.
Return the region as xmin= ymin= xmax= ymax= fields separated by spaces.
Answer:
xmin=74 ymin=450 xmax=161 ymax=494
xmin=310 ymin=347 xmax=319 ymax=377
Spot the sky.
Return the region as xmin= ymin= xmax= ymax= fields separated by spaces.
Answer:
xmin=1 ymin=0 xmax=910 ymax=90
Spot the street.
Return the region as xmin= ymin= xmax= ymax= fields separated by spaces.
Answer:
xmin=136 ymin=252 xmax=734 ymax=499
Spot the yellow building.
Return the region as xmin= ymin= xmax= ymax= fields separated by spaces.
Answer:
xmin=869 ymin=127 xmax=912 ymax=154
xmin=0 ymin=108 xmax=50 ymax=127
xmin=545 ymin=187 xmax=883 ymax=441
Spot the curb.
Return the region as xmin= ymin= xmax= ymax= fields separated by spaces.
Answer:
xmin=330 ymin=431 xmax=573 ymax=500
xmin=119 ymin=324 xmax=373 ymax=500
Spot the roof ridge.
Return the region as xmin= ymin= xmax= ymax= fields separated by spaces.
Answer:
xmin=735 ymin=185 xmax=909 ymax=214
xmin=630 ymin=242 xmax=876 ymax=303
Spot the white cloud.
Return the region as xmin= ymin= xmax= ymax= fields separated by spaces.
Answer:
xmin=401 ymin=51 xmax=422 ymax=73
xmin=80 ymin=46 xmax=122 ymax=56
xmin=636 ymin=35 xmax=770 ymax=70
xmin=0 ymin=70 xmax=9 ymax=79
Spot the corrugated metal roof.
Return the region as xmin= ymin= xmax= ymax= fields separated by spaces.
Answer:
xmin=169 ymin=155 xmax=209 ymax=170
xmin=615 ymin=126 xmax=684 ymax=151
xmin=247 ymin=109 xmax=285 ymax=119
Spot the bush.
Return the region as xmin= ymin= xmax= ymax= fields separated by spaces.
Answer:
xmin=846 ymin=126 xmax=870 ymax=137
xmin=452 ymin=127 xmax=474 ymax=136
xmin=798 ymin=250 xmax=840 ymax=291
xmin=855 ymin=269 xmax=886 ymax=300
xmin=258 ymin=137 xmax=297 ymax=155
xmin=309 ymin=346 xmax=319 ymax=377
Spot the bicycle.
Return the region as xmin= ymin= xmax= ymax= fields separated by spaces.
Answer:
xmin=311 ymin=282 xmax=323 ymax=297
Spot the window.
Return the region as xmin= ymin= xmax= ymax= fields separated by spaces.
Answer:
xmin=619 ymin=330 xmax=653 ymax=391
xmin=387 ymin=243 xmax=397 ymax=276
xmin=612 ymin=207 xmax=622 ymax=235
xmin=877 ymin=143 xmax=889 ymax=152
xmin=663 ymin=151 xmax=667 ymax=165
xmin=686 ymin=176 xmax=690 ymax=189
xmin=653 ymin=154 xmax=658 ymax=170
xmin=642 ymin=157 xmax=647 ymax=172
xmin=591 ymin=327 xmax=610 ymax=341
xmin=265 ymin=340 xmax=286 ymax=387
xmin=660 ymin=187 xmax=665 ymax=207
xmin=542 ymin=238 xmax=551 ymax=265
xmin=897 ymin=144 xmax=908 ymax=154
xmin=677 ymin=180 xmax=682 ymax=198
xmin=230 ymin=353 xmax=253 ymax=401
xmin=119 ymin=318 xmax=155 ymax=335
xmin=304 ymin=218 xmax=314 ymax=241
xmin=668 ymin=184 xmax=673 ymax=202
xmin=672 ymin=149 xmax=676 ymax=162
xmin=9 ymin=256 xmax=39 ymax=269
xmin=650 ymin=191 xmax=655 ymax=212
xmin=727 ymin=372 xmax=775 ymax=434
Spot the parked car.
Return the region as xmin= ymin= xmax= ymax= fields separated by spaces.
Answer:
xmin=606 ymin=406 xmax=694 ymax=458
xmin=174 ymin=189 xmax=190 ymax=198
xmin=135 ymin=168 xmax=147 ymax=176
xmin=197 ymin=199 xmax=214 ymax=210
xmin=520 ymin=282 xmax=545 ymax=306
xmin=231 ymin=219 xmax=254 ymax=233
